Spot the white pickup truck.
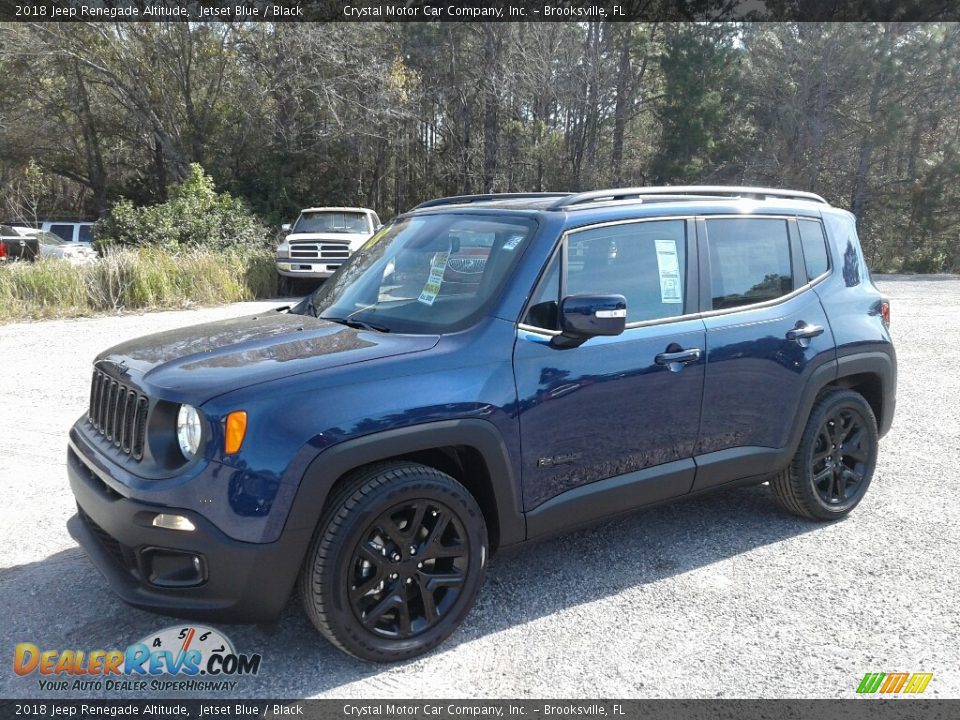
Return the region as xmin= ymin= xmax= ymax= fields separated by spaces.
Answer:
xmin=275 ymin=206 xmax=380 ymax=294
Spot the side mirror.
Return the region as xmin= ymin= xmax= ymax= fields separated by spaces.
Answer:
xmin=281 ymin=223 xmax=291 ymax=232
xmin=552 ymin=294 xmax=627 ymax=348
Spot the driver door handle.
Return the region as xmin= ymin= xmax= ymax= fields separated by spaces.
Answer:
xmin=655 ymin=348 xmax=702 ymax=366
xmin=786 ymin=323 xmax=825 ymax=342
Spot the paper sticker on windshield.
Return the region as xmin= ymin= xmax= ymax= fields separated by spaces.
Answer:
xmin=418 ymin=252 xmax=449 ymax=306
xmin=654 ymin=239 xmax=683 ymax=304
xmin=502 ymin=234 xmax=524 ymax=251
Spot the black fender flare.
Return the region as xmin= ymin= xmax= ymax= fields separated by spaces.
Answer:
xmin=282 ymin=418 xmax=526 ymax=548
xmin=784 ymin=349 xmax=896 ymax=460
xmin=835 ymin=350 xmax=897 ymax=437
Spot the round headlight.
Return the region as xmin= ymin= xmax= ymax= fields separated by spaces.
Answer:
xmin=176 ymin=404 xmax=202 ymax=459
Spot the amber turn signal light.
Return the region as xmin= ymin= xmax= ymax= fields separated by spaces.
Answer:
xmin=225 ymin=411 xmax=247 ymax=455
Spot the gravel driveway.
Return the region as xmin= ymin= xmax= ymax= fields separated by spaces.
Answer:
xmin=1 ymin=276 xmax=958 ymax=699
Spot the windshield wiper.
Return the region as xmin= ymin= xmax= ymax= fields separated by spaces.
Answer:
xmin=322 ymin=316 xmax=390 ymax=333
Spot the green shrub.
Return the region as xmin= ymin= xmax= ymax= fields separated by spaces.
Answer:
xmin=95 ymin=164 xmax=270 ymax=252
xmin=899 ymin=247 xmax=949 ymax=274
xmin=0 ymin=247 xmax=276 ymax=322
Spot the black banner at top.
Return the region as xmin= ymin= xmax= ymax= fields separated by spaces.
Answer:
xmin=1 ymin=0 xmax=959 ymax=22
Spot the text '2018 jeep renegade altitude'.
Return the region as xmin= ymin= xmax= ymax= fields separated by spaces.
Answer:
xmin=68 ymin=187 xmax=896 ymax=661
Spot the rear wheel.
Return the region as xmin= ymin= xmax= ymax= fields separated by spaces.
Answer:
xmin=300 ymin=462 xmax=487 ymax=662
xmin=771 ymin=389 xmax=879 ymax=520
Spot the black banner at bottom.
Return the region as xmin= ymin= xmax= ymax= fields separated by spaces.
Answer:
xmin=0 ymin=699 xmax=956 ymax=720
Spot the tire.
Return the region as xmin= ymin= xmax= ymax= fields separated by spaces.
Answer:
xmin=770 ymin=388 xmax=879 ymax=521
xmin=277 ymin=274 xmax=292 ymax=297
xmin=300 ymin=461 xmax=488 ymax=662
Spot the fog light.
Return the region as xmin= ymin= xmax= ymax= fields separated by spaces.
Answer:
xmin=151 ymin=514 xmax=196 ymax=532
xmin=142 ymin=548 xmax=206 ymax=588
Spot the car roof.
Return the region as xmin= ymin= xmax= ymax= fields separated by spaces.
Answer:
xmin=299 ymin=207 xmax=376 ymax=214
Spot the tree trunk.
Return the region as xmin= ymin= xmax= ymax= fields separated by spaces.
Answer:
xmin=850 ymin=38 xmax=887 ymax=228
xmin=71 ymin=60 xmax=109 ymax=216
xmin=612 ymin=29 xmax=633 ymax=186
xmin=481 ymin=24 xmax=501 ymax=193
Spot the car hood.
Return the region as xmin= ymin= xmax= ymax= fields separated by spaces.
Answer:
xmin=95 ymin=310 xmax=439 ymax=402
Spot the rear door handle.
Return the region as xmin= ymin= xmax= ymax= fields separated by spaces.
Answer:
xmin=786 ymin=323 xmax=825 ymax=342
xmin=655 ymin=347 xmax=702 ymax=367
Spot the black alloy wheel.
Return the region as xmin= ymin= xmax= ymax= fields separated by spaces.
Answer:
xmin=771 ymin=388 xmax=879 ymax=520
xmin=810 ymin=407 xmax=871 ymax=506
xmin=348 ymin=498 xmax=470 ymax=639
xmin=300 ymin=461 xmax=487 ymax=662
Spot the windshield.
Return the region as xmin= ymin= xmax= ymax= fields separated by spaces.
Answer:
xmin=297 ymin=214 xmax=538 ymax=334
xmin=293 ymin=211 xmax=370 ymax=235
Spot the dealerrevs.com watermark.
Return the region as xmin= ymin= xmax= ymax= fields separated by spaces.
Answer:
xmin=13 ymin=625 xmax=261 ymax=693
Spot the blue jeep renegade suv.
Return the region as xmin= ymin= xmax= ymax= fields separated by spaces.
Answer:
xmin=67 ymin=186 xmax=896 ymax=661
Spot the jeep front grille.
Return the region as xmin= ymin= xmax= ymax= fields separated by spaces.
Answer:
xmin=88 ymin=370 xmax=149 ymax=460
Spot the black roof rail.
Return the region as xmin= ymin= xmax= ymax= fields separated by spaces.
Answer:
xmin=411 ymin=192 xmax=571 ymax=211
xmin=549 ymin=185 xmax=829 ymax=210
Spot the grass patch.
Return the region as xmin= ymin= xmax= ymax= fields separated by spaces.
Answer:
xmin=0 ymin=247 xmax=277 ymax=322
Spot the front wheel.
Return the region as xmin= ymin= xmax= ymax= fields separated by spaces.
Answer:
xmin=771 ymin=388 xmax=879 ymax=520
xmin=300 ymin=462 xmax=487 ymax=662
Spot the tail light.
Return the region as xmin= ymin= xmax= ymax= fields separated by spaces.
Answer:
xmin=0 ymin=240 xmax=6 ymax=259
xmin=880 ymin=300 xmax=891 ymax=330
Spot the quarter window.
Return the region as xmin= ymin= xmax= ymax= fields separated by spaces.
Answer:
xmin=524 ymin=254 xmax=561 ymax=330
xmin=706 ymin=218 xmax=794 ymax=310
xmin=565 ymin=220 xmax=687 ymax=323
xmin=797 ymin=219 xmax=830 ymax=281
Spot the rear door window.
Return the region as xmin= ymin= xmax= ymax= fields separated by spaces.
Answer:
xmin=705 ymin=218 xmax=794 ymax=310
xmin=78 ymin=225 xmax=93 ymax=244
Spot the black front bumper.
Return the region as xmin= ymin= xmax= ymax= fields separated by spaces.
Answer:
xmin=67 ymin=445 xmax=313 ymax=623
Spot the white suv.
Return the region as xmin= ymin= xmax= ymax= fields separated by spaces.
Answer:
xmin=276 ymin=207 xmax=380 ymax=294
xmin=41 ymin=221 xmax=95 ymax=245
